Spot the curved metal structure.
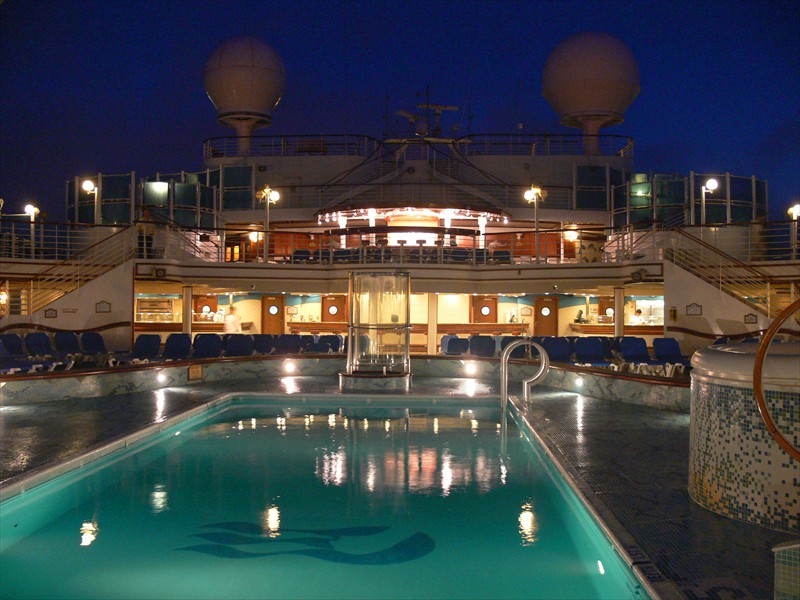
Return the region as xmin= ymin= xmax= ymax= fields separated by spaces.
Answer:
xmin=752 ymin=297 xmax=800 ymax=462
xmin=500 ymin=340 xmax=549 ymax=410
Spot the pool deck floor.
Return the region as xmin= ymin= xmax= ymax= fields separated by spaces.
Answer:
xmin=0 ymin=376 xmax=793 ymax=599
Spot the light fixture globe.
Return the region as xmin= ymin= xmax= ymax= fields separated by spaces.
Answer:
xmin=705 ymin=178 xmax=719 ymax=191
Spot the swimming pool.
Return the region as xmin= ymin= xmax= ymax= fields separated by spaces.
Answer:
xmin=0 ymin=396 xmax=649 ymax=599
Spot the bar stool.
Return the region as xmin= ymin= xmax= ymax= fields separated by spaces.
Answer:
xmin=416 ymin=240 xmax=426 ymax=263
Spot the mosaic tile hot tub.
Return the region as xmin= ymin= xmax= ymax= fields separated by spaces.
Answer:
xmin=688 ymin=342 xmax=799 ymax=533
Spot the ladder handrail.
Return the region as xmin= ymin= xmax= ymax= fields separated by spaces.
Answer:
xmin=500 ymin=340 xmax=549 ymax=413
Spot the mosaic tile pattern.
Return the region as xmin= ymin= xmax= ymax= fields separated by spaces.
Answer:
xmin=774 ymin=543 xmax=799 ymax=600
xmin=689 ymin=376 xmax=799 ymax=534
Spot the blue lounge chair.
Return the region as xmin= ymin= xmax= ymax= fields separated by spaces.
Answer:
xmin=445 ymin=337 xmax=469 ymax=356
xmin=540 ymin=337 xmax=572 ymax=363
xmin=303 ymin=341 xmax=331 ymax=353
xmin=192 ymin=334 xmax=223 ymax=359
xmin=160 ymin=333 xmax=192 ymax=361
xmin=292 ymin=249 xmax=311 ymax=263
xmin=224 ymin=334 xmax=255 ymax=357
xmin=652 ymin=338 xmax=691 ymax=377
xmin=0 ymin=333 xmax=27 ymax=358
xmin=81 ymin=332 xmax=114 ymax=366
xmin=54 ymin=331 xmax=94 ymax=367
xmin=0 ymin=339 xmax=51 ymax=374
xmin=500 ymin=336 xmax=528 ymax=359
xmin=111 ymin=334 xmax=162 ymax=366
xmin=619 ymin=336 xmax=663 ymax=374
xmin=252 ymin=334 xmax=275 ymax=355
xmin=574 ymin=337 xmax=618 ymax=369
xmin=468 ymin=335 xmax=496 ymax=357
xmin=318 ymin=334 xmax=342 ymax=353
xmin=24 ymin=332 xmax=72 ymax=370
xmin=275 ymin=334 xmax=303 ymax=355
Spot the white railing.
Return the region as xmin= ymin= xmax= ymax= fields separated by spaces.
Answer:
xmin=14 ymin=227 xmax=136 ymax=315
xmin=666 ymin=228 xmax=797 ymax=318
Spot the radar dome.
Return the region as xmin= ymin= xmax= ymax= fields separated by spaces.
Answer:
xmin=204 ymin=36 xmax=286 ymax=141
xmin=542 ymin=32 xmax=639 ymax=132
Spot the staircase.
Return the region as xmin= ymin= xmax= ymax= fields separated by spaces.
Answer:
xmin=7 ymin=227 xmax=136 ymax=316
xmin=666 ymin=228 xmax=798 ymax=319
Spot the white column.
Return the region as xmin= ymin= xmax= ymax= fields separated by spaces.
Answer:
xmin=182 ymin=286 xmax=193 ymax=335
xmin=613 ymin=287 xmax=625 ymax=338
xmin=427 ymin=293 xmax=438 ymax=354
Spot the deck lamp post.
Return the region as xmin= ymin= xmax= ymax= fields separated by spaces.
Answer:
xmin=789 ymin=203 xmax=800 ymax=260
xmin=700 ymin=178 xmax=718 ymax=225
xmin=24 ymin=204 xmax=39 ymax=258
xmin=259 ymin=185 xmax=280 ymax=261
xmin=524 ymin=185 xmax=543 ymax=263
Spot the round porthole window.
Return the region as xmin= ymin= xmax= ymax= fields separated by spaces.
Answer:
xmin=480 ymin=306 xmax=491 ymax=316
xmin=328 ymin=305 xmax=338 ymax=315
xmin=605 ymin=307 xmax=615 ymax=317
xmin=268 ymin=305 xmax=279 ymax=315
xmin=540 ymin=307 xmax=551 ymax=317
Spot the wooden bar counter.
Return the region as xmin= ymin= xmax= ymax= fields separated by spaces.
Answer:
xmin=569 ymin=323 xmax=664 ymax=336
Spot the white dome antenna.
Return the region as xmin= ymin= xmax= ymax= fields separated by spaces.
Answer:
xmin=542 ymin=32 xmax=640 ymax=154
xmin=204 ymin=36 xmax=287 ymax=155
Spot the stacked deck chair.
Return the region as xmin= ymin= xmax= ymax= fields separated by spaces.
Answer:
xmin=652 ymin=338 xmax=692 ymax=377
xmin=54 ymin=331 xmax=89 ymax=367
xmin=0 ymin=333 xmax=28 ymax=360
xmin=0 ymin=338 xmax=52 ymax=374
xmin=223 ymin=334 xmax=255 ymax=357
xmin=445 ymin=337 xmax=469 ymax=356
xmin=275 ymin=334 xmax=303 ymax=355
xmin=111 ymin=334 xmax=162 ymax=366
xmin=24 ymin=332 xmax=73 ymax=370
xmin=192 ymin=333 xmax=224 ymax=359
xmin=573 ymin=337 xmax=619 ymax=370
xmin=252 ymin=334 xmax=276 ymax=355
xmin=500 ymin=336 xmax=528 ymax=359
xmin=159 ymin=333 xmax=192 ymax=361
xmin=468 ymin=335 xmax=496 ymax=358
xmin=80 ymin=332 xmax=114 ymax=367
xmin=540 ymin=337 xmax=573 ymax=363
xmin=318 ymin=334 xmax=342 ymax=353
xmin=303 ymin=341 xmax=331 ymax=353
xmin=619 ymin=336 xmax=664 ymax=374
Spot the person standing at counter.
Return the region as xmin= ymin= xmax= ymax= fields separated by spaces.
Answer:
xmin=224 ymin=305 xmax=242 ymax=333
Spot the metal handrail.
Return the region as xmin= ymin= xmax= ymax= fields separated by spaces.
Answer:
xmin=752 ymin=298 xmax=800 ymax=462
xmin=668 ymin=228 xmax=794 ymax=318
xmin=500 ymin=340 xmax=549 ymax=413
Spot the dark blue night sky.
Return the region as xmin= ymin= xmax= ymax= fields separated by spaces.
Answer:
xmin=1 ymin=0 xmax=798 ymax=221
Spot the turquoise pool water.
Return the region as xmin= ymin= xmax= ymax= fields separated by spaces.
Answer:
xmin=1 ymin=398 xmax=648 ymax=599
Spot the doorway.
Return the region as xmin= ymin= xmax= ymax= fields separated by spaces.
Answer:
xmin=534 ymin=296 xmax=558 ymax=336
xmin=261 ymin=295 xmax=285 ymax=335
xmin=471 ymin=295 xmax=498 ymax=323
xmin=322 ymin=295 xmax=347 ymax=322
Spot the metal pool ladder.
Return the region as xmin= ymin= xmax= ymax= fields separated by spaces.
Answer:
xmin=500 ymin=339 xmax=550 ymax=413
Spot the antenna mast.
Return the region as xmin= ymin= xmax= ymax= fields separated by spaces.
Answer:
xmin=416 ymin=102 xmax=458 ymax=137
